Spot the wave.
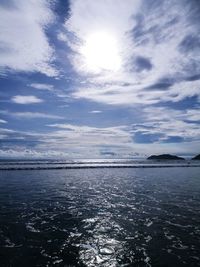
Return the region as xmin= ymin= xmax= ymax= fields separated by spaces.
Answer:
xmin=0 ymin=159 xmax=200 ymax=170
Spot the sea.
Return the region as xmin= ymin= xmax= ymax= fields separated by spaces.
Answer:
xmin=0 ymin=159 xmax=200 ymax=267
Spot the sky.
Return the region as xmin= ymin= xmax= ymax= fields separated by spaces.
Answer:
xmin=0 ymin=0 xmax=200 ymax=159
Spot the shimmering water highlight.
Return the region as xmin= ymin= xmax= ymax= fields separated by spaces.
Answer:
xmin=0 ymin=166 xmax=200 ymax=266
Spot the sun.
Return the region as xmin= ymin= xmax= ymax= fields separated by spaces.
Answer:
xmin=80 ymin=31 xmax=122 ymax=72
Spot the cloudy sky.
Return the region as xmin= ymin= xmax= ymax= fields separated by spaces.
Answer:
xmin=0 ymin=0 xmax=200 ymax=158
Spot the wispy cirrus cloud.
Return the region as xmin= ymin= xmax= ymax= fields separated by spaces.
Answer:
xmin=13 ymin=112 xmax=63 ymax=120
xmin=0 ymin=110 xmax=64 ymax=120
xmin=11 ymin=95 xmax=44 ymax=104
xmin=30 ymin=83 xmax=54 ymax=91
xmin=131 ymin=106 xmax=200 ymax=144
xmin=0 ymin=0 xmax=57 ymax=76
xmin=73 ymin=79 xmax=200 ymax=105
xmin=0 ymin=119 xmax=7 ymax=124
xmin=47 ymin=123 xmax=131 ymax=146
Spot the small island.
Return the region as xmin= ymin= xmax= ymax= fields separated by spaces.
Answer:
xmin=147 ymin=154 xmax=185 ymax=160
xmin=191 ymin=154 xmax=200 ymax=160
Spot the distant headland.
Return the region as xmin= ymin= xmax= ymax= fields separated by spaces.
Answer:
xmin=147 ymin=154 xmax=185 ymax=160
xmin=147 ymin=154 xmax=200 ymax=160
xmin=191 ymin=154 xmax=200 ymax=160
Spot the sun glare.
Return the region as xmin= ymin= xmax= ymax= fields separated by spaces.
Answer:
xmin=80 ymin=31 xmax=122 ymax=72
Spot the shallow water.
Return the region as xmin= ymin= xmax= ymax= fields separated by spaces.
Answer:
xmin=0 ymin=167 xmax=200 ymax=266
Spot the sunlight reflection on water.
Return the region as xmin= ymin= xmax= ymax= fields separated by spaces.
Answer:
xmin=0 ymin=167 xmax=200 ymax=266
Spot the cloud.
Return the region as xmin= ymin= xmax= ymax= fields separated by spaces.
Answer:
xmin=100 ymin=151 xmax=116 ymax=156
xmin=0 ymin=128 xmax=16 ymax=134
xmin=46 ymin=123 xmax=132 ymax=148
xmin=162 ymin=80 xmax=200 ymax=102
xmin=185 ymin=109 xmax=200 ymax=122
xmin=45 ymin=121 xmax=198 ymax=156
xmin=0 ymin=110 xmax=64 ymax=120
xmin=0 ymin=123 xmax=134 ymax=158
xmin=73 ymin=76 xmax=200 ymax=105
xmin=1 ymin=117 xmax=199 ymax=158
xmin=30 ymin=83 xmax=54 ymax=91
xmin=66 ymin=0 xmax=140 ymax=37
xmin=1 ymin=140 xmax=199 ymax=159
xmin=13 ymin=112 xmax=63 ymax=120
xmin=0 ymin=0 xmax=57 ymax=76
xmin=131 ymin=106 xmax=200 ymax=143
xmin=48 ymin=123 xmax=129 ymax=136
xmin=0 ymin=119 xmax=7 ymax=123
xmin=72 ymin=83 xmax=163 ymax=105
xmin=11 ymin=95 xmax=44 ymax=104
xmin=89 ymin=110 xmax=102 ymax=113
xmin=0 ymin=148 xmax=69 ymax=159
xmin=63 ymin=0 xmax=200 ymax=106
xmin=178 ymin=34 xmax=200 ymax=53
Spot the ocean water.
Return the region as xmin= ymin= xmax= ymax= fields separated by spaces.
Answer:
xmin=0 ymin=161 xmax=200 ymax=266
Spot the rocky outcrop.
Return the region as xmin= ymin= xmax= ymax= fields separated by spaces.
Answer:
xmin=191 ymin=154 xmax=200 ymax=160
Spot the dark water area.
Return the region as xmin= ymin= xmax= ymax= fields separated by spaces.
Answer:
xmin=0 ymin=167 xmax=200 ymax=266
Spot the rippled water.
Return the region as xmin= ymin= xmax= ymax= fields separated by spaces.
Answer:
xmin=0 ymin=167 xmax=200 ymax=266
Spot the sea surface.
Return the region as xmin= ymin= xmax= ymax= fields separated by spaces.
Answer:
xmin=0 ymin=160 xmax=200 ymax=266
